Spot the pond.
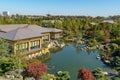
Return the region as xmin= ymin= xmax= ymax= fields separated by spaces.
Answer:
xmin=45 ymin=43 xmax=111 ymax=80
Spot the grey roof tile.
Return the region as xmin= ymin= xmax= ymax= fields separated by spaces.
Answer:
xmin=0 ymin=24 xmax=62 ymax=41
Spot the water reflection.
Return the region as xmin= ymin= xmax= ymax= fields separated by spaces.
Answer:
xmin=73 ymin=42 xmax=98 ymax=55
xmin=45 ymin=43 xmax=111 ymax=80
xmin=37 ymin=53 xmax=51 ymax=62
xmin=49 ymin=47 xmax=63 ymax=54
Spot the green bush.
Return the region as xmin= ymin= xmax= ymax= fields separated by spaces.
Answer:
xmin=0 ymin=55 xmax=21 ymax=75
xmin=87 ymin=38 xmax=98 ymax=47
xmin=56 ymin=71 xmax=70 ymax=80
xmin=113 ymin=76 xmax=120 ymax=80
xmin=40 ymin=73 xmax=56 ymax=80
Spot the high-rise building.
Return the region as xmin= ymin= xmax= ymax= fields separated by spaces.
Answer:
xmin=2 ymin=11 xmax=9 ymax=16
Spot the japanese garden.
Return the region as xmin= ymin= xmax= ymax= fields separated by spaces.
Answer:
xmin=0 ymin=14 xmax=120 ymax=80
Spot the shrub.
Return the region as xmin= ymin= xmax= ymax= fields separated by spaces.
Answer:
xmin=0 ymin=55 xmax=20 ymax=75
xmin=40 ymin=73 xmax=56 ymax=80
xmin=26 ymin=62 xmax=47 ymax=80
xmin=78 ymin=68 xmax=94 ymax=80
xmin=57 ymin=71 xmax=70 ymax=80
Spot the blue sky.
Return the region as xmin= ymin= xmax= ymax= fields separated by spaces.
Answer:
xmin=0 ymin=0 xmax=120 ymax=16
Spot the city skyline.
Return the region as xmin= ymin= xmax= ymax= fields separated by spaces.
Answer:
xmin=0 ymin=0 xmax=120 ymax=17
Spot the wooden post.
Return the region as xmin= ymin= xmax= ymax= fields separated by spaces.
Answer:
xmin=48 ymin=33 xmax=50 ymax=42
xmin=28 ymin=41 xmax=31 ymax=52
xmin=13 ymin=43 xmax=16 ymax=55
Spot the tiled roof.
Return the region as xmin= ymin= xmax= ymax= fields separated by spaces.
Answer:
xmin=0 ymin=26 xmax=43 ymax=40
xmin=0 ymin=24 xmax=28 ymax=32
xmin=27 ymin=25 xmax=62 ymax=33
xmin=0 ymin=24 xmax=62 ymax=41
xmin=46 ymin=28 xmax=62 ymax=33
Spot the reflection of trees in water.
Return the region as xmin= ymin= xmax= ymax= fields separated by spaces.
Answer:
xmin=97 ymin=50 xmax=104 ymax=55
xmin=86 ymin=49 xmax=98 ymax=55
xmin=46 ymin=62 xmax=57 ymax=72
xmin=37 ymin=53 xmax=51 ymax=62
xmin=86 ymin=49 xmax=92 ymax=54
xmin=73 ymin=42 xmax=82 ymax=53
xmin=50 ymin=47 xmax=63 ymax=54
xmin=76 ymin=47 xmax=81 ymax=53
xmin=72 ymin=42 xmax=100 ymax=55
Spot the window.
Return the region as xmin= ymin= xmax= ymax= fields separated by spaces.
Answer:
xmin=16 ymin=42 xmax=28 ymax=53
xmin=55 ymin=33 xmax=60 ymax=38
xmin=30 ymin=40 xmax=40 ymax=50
xmin=43 ymin=35 xmax=49 ymax=42
xmin=50 ymin=33 xmax=55 ymax=39
xmin=8 ymin=43 xmax=13 ymax=53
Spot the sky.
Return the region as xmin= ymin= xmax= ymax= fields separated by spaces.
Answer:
xmin=0 ymin=0 xmax=120 ymax=17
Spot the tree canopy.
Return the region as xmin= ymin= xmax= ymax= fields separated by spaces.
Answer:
xmin=78 ymin=68 xmax=94 ymax=80
xmin=26 ymin=62 xmax=47 ymax=80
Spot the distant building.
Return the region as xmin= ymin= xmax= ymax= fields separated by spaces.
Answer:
xmin=2 ymin=11 xmax=9 ymax=16
xmin=43 ymin=20 xmax=62 ymax=24
xmin=46 ymin=14 xmax=51 ymax=17
xmin=102 ymin=20 xmax=114 ymax=24
xmin=90 ymin=22 xmax=96 ymax=25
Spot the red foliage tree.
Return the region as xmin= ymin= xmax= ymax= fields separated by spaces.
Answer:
xmin=78 ymin=68 xmax=94 ymax=80
xmin=89 ymin=30 xmax=94 ymax=35
xmin=26 ymin=62 xmax=47 ymax=80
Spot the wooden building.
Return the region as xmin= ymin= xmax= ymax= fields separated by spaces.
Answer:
xmin=0 ymin=24 xmax=62 ymax=56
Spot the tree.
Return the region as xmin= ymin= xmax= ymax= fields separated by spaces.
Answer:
xmin=0 ymin=54 xmax=20 ymax=75
xmin=95 ymin=30 xmax=106 ymax=41
xmin=26 ymin=62 xmax=47 ymax=80
xmin=78 ymin=68 xmax=94 ymax=80
xmin=92 ymin=68 xmax=111 ymax=80
xmin=110 ymin=43 xmax=119 ymax=52
xmin=110 ymin=25 xmax=120 ymax=39
xmin=54 ymin=20 xmax=62 ymax=29
xmin=0 ymin=38 xmax=10 ymax=56
xmin=114 ymin=76 xmax=120 ymax=80
xmin=92 ymin=68 xmax=104 ymax=79
xmin=115 ymin=56 xmax=120 ymax=71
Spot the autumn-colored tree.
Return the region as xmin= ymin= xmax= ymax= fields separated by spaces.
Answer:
xmin=26 ymin=62 xmax=47 ymax=80
xmin=78 ymin=68 xmax=94 ymax=80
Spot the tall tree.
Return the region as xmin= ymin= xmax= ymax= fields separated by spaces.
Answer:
xmin=110 ymin=25 xmax=120 ymax=39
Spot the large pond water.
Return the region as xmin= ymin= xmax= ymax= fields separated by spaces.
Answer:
xmin=45 ymin=43 xmax=111 ymax=80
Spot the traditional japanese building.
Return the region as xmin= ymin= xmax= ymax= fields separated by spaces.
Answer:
xmin=0 ymin=24 xmax=62 ymax=56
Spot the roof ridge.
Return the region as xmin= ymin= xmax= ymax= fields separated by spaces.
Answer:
xmin=23 ymin=24 xmax=29 ymax=28
xmin=12 ymin=27 xmax=21 ymax=40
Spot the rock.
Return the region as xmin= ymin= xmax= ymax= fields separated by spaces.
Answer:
xmin=5 ymin=70 xmax=23 ymax=80
xmin=14 ymin=74 xmax=23 ymax=80
xmin=24 ymin=77 xmax=35 ymax=80
xmin=15 ymin=69 xmax=25 ymax=74
xmin=5 ymin=71 xmax=15 ymax=79
xmin=5 ymin=75 xmax=14 ymax=79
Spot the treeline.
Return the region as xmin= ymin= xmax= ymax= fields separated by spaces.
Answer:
xmin=0 ymin=14 xmax=120 ymax=40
